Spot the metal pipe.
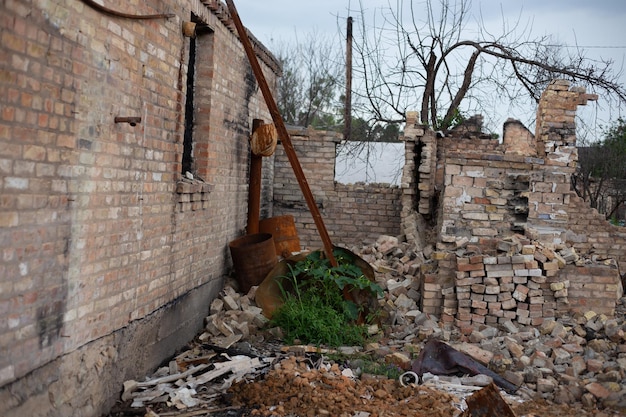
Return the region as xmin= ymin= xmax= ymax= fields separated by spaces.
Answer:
xmin=225 ymin=0 xmax=337 ymax=267
xmin=114 ymin=116 xmax=141 ymax=126
xmin=399 ymin=371 xmax=419 ymax=387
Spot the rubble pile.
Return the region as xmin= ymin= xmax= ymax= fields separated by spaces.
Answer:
xmin=229 ymin=355 xmax=462 ymax=417
xmin=351 ymin=236 xmax=626 ymax=411
xmin=111 ymin=235 xmax=626 ymax=417
xmin=451 ymin=236 xmax=621 ymax=330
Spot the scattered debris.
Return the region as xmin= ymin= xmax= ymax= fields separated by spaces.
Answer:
xmin=110 ymin=235 xmax=626 ymax=417
xmin=460 ymin=383 xmax=517 ymax=417
xmin=412 ymin=339 xmax=518 ymax=393
xmin=120 ymin=346 xmax=273 ymax=410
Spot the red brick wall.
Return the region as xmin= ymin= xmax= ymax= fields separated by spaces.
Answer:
xmin=0 ymin=0 xmax=277 ymax=414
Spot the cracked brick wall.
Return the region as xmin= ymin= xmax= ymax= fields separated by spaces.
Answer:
xmin=410 ymin=80 xmax=623 ymax=330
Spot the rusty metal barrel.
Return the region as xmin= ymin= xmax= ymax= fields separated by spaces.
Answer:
xmin=228 ymin=233 xmax=277 ymax=293
xmin=259 ymin=215 xmax=301 ymax=258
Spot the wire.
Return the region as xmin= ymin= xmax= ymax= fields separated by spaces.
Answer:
xmin=79 ymin=0 xmax=174 ymax=20
xmin=545 ymin=44 xmax=626 ymax=49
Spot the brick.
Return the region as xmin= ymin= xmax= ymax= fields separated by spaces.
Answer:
xmin=497 ymin=256 xmax=512 ymax=264
xmin=513 ymin=275 xmax=528 ymax=284
xmin=471 ymin=284 xmax=486 ymax=293
xmin=498 ymin=292 xmax=512 ymax=301
xmin=469 ymin=255 xmax=484 ymax=264
xmin=486 ymin=263 xmax=514 ymax=271
xmin=487 ymin=270 xmax=514 ymax=278
xmin=457 ymin=262 xmax=485 ymax=272
xmin=483 ymin=277 xmax=502 ymax=286
xmin=542 ymin=261 xmax=560 ymax=271
xmin=485 ymin=285 xmax=500 ymax=294
xmin=469 ymin=269 xmax=486 ymax=277
xmin=457 ymin=277 xmax=484 ymax=286
xmin=423 ymin=283 xmax=441 ymax=292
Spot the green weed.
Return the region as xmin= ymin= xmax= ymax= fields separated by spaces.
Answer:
xmin=269 ymin=249 xmax=383 ymax=347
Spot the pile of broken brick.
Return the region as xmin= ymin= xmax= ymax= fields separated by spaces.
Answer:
xmin=119 ymin=235 xmax=626 ymax=416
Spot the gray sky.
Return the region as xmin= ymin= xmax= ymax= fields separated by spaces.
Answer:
xmin=234 ymin=1 xmax=626 ymax=50
xmin=233 ymin=0 xmax=626 ymax=133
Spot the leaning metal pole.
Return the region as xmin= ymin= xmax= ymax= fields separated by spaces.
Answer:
xmin=225 ymin=0 xmax=337 ymax=266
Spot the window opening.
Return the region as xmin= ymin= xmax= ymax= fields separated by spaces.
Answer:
xmin=181 ymin=31 xmax=196 ymax=176
xmin=335 ymin=141 xmax=404 ymax=185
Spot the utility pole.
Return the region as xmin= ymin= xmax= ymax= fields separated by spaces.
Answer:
xmin=344 ymin=16 xmax=353 ymax=141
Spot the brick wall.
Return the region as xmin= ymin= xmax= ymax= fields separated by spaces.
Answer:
xmin=0 ymin=1 xmax=278 ymax=415
xmin=271 ymin=128 xmax=402 ymax=250
xmin=567 ymin=194 xmax=626 ymax=271
xmin=563 ymin=263 xmax=622 ymax=316
xmin=437 ymin=152 xmax=533 ymax=248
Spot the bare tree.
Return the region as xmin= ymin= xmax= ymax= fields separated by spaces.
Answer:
xmin=352 ymin=0 xmax=626 ymax=130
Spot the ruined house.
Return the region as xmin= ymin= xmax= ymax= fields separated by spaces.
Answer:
xmin=1 ymin=1 xmax=625 ymax=417
xmin=270 ymin=80 xmax=625 ymax=332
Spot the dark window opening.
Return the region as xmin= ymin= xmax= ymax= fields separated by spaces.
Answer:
xmin=181 ymin=20 xmax=197 ymax=176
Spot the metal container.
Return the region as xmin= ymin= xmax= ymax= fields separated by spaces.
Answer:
xmin=259 ymin=215 xmax=301 ymax=258
xmin=228 ymin=233 xmax=277 ymax=293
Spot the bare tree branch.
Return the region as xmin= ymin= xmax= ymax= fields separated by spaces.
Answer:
xmin=353 ymin=0 xmax=626 ymax=130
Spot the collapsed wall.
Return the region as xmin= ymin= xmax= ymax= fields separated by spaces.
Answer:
xmin=403 ymin=80 xmax=624 ymax=330
xmin=267 ymin=80 xmax=623 ymax=331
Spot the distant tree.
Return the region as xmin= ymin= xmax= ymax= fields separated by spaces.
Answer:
xmin=573 ymin=118 xmax=626 ymax=220
xmin=271 ymin=27 xmax=402 ymax=186
xmin=347 ymin=117 xmax=400 ymax=142
xmin=352 ymin=0 xmax=626 ymax=130
xmin=272 ymin=32 xmax=344 ymax=129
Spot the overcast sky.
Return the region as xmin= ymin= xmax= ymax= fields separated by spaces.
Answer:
xmin=234 ymin=1 xmax=626 ymax=53
xmin=232 ymin=0 xmax=626 ymax=134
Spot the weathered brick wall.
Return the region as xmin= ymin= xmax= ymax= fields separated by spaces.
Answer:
xmin=527 ymin=80 xmax=597 ymax=239
xmin=271 ymin=128 xmax=402 ymax=250
xmin=437 ymin=152 xmax=533 ymax=249
xmin=0 ymin=1 xmax=277 ymax=415
xmin=402 ymin=113 xmax=436 ymax=219
xmin=567 ymin=194 xmax=626 ymax=271
xmin=562 ymin=263 xmax=622 ymax=316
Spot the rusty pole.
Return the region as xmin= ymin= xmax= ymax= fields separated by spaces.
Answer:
xmin=246 ymin=119 xmax=263 ymax=235
xmin=226 ymin=0 xmax=337 ymax=266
